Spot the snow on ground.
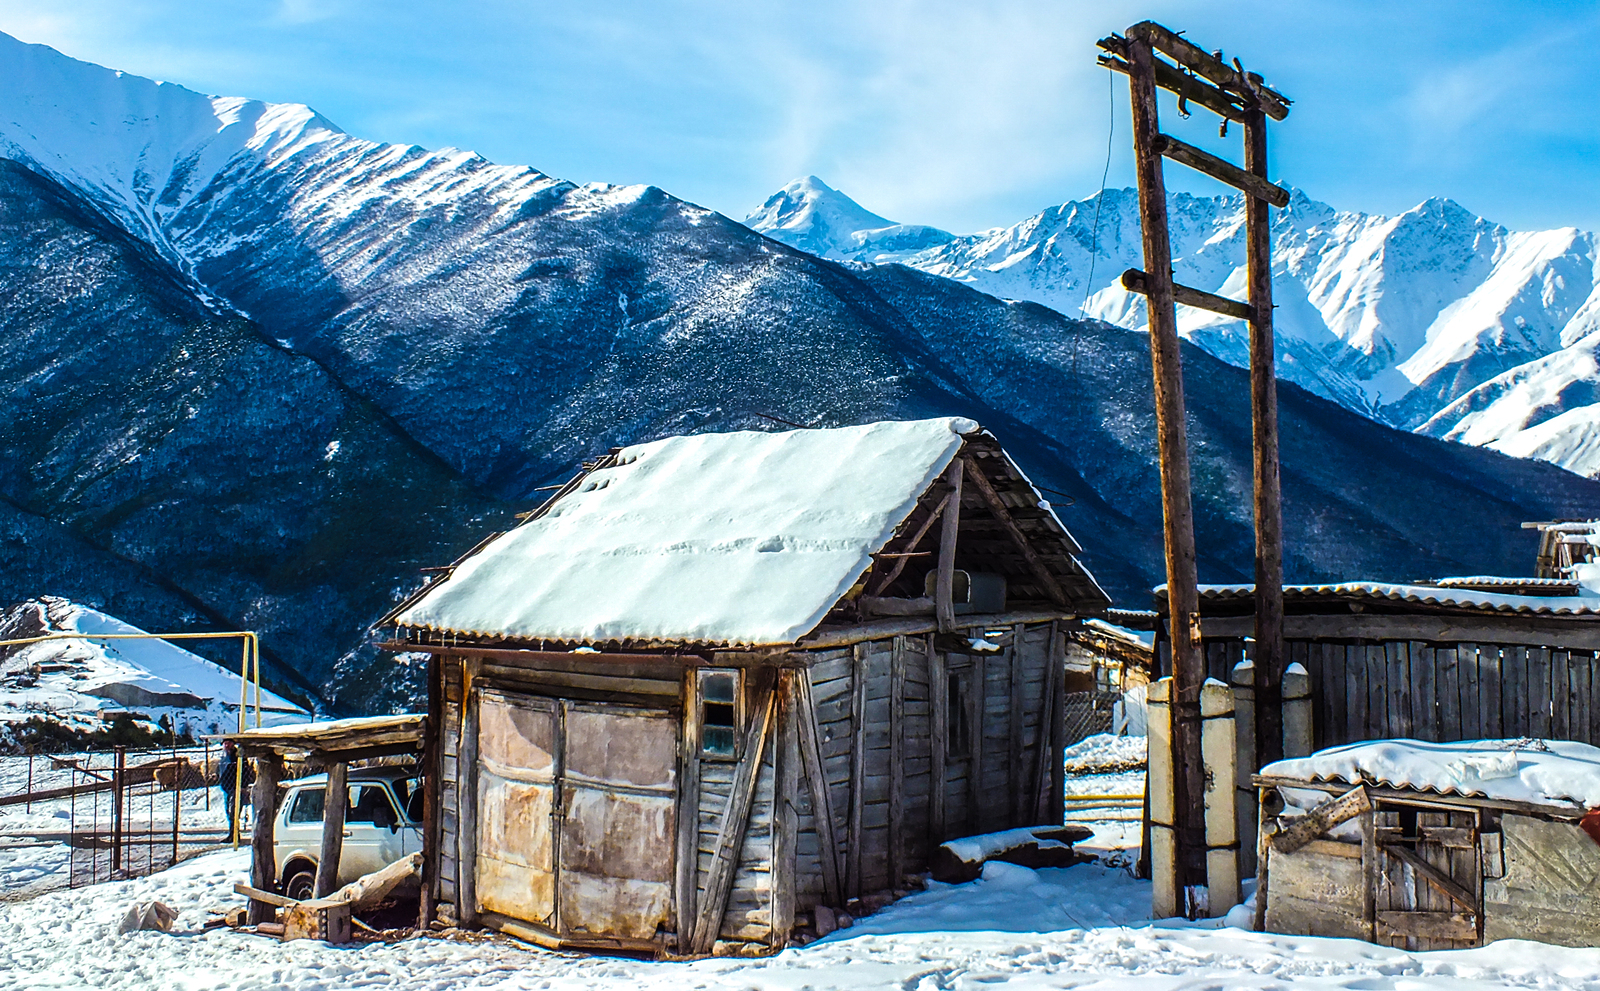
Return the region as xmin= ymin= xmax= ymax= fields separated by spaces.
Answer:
xmin=8 ymin=847 xmax=1600 ymax=990
xmin=1064 ymin=733 xmax=1147 ymax=775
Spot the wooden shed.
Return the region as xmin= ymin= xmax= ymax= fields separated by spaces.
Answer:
xmin=1255 ymin=739 xmax=1600 ymax=950
xmin=378 ymin=418 xmax=1110 ymax=955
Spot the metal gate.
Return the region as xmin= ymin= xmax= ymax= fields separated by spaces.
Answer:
xmin=475 ymin=692 xmax=677 ymax=940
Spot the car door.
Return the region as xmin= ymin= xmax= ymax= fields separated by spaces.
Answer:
xmin=341 ymin=782 xmax=402 ymax=882
xmin=276 ymin=784 xmax=326 ymax=878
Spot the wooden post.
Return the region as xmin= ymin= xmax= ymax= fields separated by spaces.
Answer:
xmin=676 ymin=665 xmax=703 ymax=941
xmin=967 ymin=654 xmax=986 ymax=834
xmin=1008 ymin=625 xmax=1027 ymax=824
xmin=111 ymin=747 xmax=125 ymax=874
xmin=248 ymin=752 xmax=283 ymax=925
xmin=420 ymin=653 xmax=442 ymax=927
xmin=315 ymin=760 xmax=348 ymax=897
xmin=935 ymin=459 xmax=964 ymax=633
xmin=456 ymin=659 xmax=481 ymax=927
xmin=771 ymin=670 xmax=799 ymax=946
xmin=889 ymin=637 xmax=906 ymax=887
xmin=1246 ymin=107 xmax=1286 ymax=771
xmin=846 ymin=644 xmax=868 ymax=900
xmin=795 ymin=667 xmax=844 ymax=906
xmin=1126 ymin=33 xmax=1207 ymax=906
xmin=928 ymin=641 xmax=948 ymax=841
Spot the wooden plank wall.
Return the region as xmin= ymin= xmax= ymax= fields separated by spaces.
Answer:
xmin=438 ymin=655 xmax=463 ymax=917
xmin=1201 ymin=637 xmax=1600 ymax=748
xmin=700 ymin=736 xmax=777 ymax=941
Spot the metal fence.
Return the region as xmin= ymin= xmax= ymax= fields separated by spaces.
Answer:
xmin=0 ymin=743 xmax=232 ymax=896
xmin=1062 ymin=690 xmax=1121 ymax=746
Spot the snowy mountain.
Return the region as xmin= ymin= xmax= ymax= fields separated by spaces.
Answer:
xmin=746 ymin=181 xmax=1600 ymax=477
xmin=0 ymin=597 xmax=307 ymax=744
xmin=1 ymin=31 xmax=1597 ymax=713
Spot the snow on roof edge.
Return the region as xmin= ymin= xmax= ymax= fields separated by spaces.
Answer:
xmin=1152 ymin=580 xmax=1600 ymax=616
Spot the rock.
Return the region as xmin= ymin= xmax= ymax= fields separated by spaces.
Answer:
xmin=813 ymin=904 xmax=837 ymax=936
xmin=835 ymin=913 xmax=853 ymax=929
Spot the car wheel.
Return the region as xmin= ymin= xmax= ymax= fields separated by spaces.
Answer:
xmin=282 ymin=867 xmax=316 ymax=901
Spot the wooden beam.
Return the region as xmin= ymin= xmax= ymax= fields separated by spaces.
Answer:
xmin=690 ymin=674 xmax=777 ymax=953
xmin=1191 ymin=611 xmax=1600 ymax=650
xmin=1375 ymin=910 xmax=1476 ymax=941
xmin=889 ymin=637 xmax=907 ymax=887
xmin=1153 ymin=133 xmax=1290 ymax=208
xmin=928 ymin=641 xmax=948 ymax=841
xmin=419 ymin=652 xmax=442 ymax=927
xmin=795 ymin=668 xmax=845 ymax=906
xmin=248 ymin=752 xmax=284 ymax=925
xmin=1029 ymin=623 xmax=1063 ymax=822
xmin=1124 ymin=21 xmax=1291 ymax=120
xmin=315 ymin=761 xmax=348 ymax=898
xmin=936 ymin=460 xmax=964 ymax=633
xmin=868 ymin=491 xmax=951 ymax=597
xmin=960 ymin=455 xmax=1068 ymax=607
xmin=674 ymin=666 xmax=701 ymax=946
xmin=798 ymin=608 xmax=1078 ymax=650
xmin=1246 ymin=108 xmax=1287 ymax=771
xmin=1008 ymin=627 xmax=1026 ymax=824
xmin=967 ymin=654 xmax=986 ymax=834
xmin=846 ymin=644 xmax=868 ymax=899
xmin=1126 ymin=30 xmax=1208 ymax=906
xmin=1380 ymin=842 xmax=1480 ymax=913
xmin=1097 ymin=38 xmax=1248 ymax=123
xmin=1269 ymin=785 xmax=1371 ymax=853
xmin=456 ymin=659 xmax=481 ymax=927
xmin=1121 ymin=268 xmax=1253 ymax=322
xmin=771 ymin=671 xmax=799 ymax=946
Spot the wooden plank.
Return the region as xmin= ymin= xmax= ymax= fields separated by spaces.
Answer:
xmin=1029 ymin=623 xmax=1062 ymax=823
xmin=1008 ymin=628 xmax=1026 ymax=824
xmin=1414 ymin=643 xmax=1436 ymax=742
xmin=1530 ymin=647 xmax=1552 ymax=739
xmin=968 ymin=655 xmax=986 ymax=834
xmin=1376 ymin=911 xmax=1475 ymax=941
xmin=1049 ymin=626 xmax=1067 ymax=826
xmin=771 ymin=673 xmax=798 ymax=946
xmin=847 ymin=644 xmax=868 ymax=899
xmin=1387 ymin=642 xmax=1411 ymax=738
xmin=1455 ymin=645 xmax=1479 ymax=741
xmin=1505 ymin=646 xmax=1527 ymax=737
xmin=1191 ymin=614 xmax=1600 ymax=650
xmin=1552 ymin=649 xmax=1570 ymax=741
xmin=1366 ymin=644 xmax=1385 ymax=740
xmin=889 ymin=637 xmax=906 ymax=888
xmin=935 ymin=459 xmax=964 ymax=633
xmin=795 ymin=670 xmax=844 ymax=909
xmin=929 ymin=641 xmax=948 ymax=842
xmin=1580 ymin=652 xmax=1597 ymax=746
xmin=1483 ymin=645 xmax=1503 ymax=738
xmin=676 ymin=667 xmax=702 ymax=942
xmin=456 ymin=660 xmax=481 ymax=927
xmin=1380 ymin=842 xmax=1479 ymax=913
xmin=690 ymin=673 xmax=777 ymax=954
xmin=1152 ymin=133 xmax=1290 ymax=208
xmin=1437 ymin=644 xmax=1461 ymax=743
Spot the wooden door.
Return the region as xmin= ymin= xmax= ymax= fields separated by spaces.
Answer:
xmin=475 ymin=692 xmax=559 ymax=927
xmin=1374 ymin=806 xmax=1481 ymax=949
xmin=556 ymin=702 xmax=679 ymax=940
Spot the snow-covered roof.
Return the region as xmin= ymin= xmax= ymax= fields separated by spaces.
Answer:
xmin=394 ymin=418 xmax=1104 ymax=647
xmin=1261 ymin=738 xmax=1600 ymax=810
xmin=1179 ymin=581 xmax=1600 ymax=616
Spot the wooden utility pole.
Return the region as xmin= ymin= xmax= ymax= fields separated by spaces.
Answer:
xmin=1097 ymin=20 xmax=1292 ymax=912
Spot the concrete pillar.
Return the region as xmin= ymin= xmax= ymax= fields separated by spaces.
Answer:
xmin=1230 ymin=658 xmax=1258 ymax=877
xmin=1147 ymin=676 xmax=1176 ymax=918
xmin=1201 ymin=679 xmax=1239 ymax=916
xmin=1282 ymin=662 xmax=1312 ymax=759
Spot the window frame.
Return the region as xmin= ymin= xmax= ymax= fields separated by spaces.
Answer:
xmin=696 ymin=667 xmax=744 ymax=761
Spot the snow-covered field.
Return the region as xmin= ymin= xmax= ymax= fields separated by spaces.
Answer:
xmin=7 ymin=845 xmax=1600 ymax=989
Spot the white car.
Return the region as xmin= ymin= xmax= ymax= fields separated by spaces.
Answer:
xmin=273 ymin=765 xmax=424 ymax=901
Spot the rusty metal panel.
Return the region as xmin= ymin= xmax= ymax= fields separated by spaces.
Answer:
xmin=558 ymin=704 xmax=678 ymax=939
xmin=475 ymin=692 xmax=557 ymax=926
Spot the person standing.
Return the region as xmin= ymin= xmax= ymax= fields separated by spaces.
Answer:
xmin=217 ymin=740 xmax=254 ymax=841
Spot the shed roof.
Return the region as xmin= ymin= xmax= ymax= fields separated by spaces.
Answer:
xmin=1261 ymin=738 xmax=1600 ymax=811
xmin=392 ymin=418 xmax=1105 ymax=648
xmin=1173 ymin=581 xmax=1600 ymax=617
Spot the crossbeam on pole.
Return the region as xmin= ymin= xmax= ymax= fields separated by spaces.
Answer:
xmin=1125 ymin=21 xmax=1291 ymax=120
xmin=1121 ymin=269 xmax=1254 ymax=322
xmin=1154 ymin=134 xmax=1290 ymax=208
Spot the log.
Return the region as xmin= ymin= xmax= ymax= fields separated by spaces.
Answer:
xmin=1153 ymin=133 xmax=1290 ymax=207
xmin=248 ymin=753 xmax=283 ymax=926
xmin=326 ymin=851 xmax=424 ymax=911
xmin=1098 ymin=38 xmax=1249 ymax=123
xmin=1124 ymin=20 xmax=1291 ymax=119
xmin=1270 ymin=786 xmax=1371 ymax=854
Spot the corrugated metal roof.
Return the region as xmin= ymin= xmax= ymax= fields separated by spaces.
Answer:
xmin=1180 ymin=581 xmax=1600 ymax=616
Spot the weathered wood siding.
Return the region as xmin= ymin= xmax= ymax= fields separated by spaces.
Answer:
xmin=1187 ymin=637 xmax=1600 ymax=749
xmin=438 ymin=655 xmax=463 ymax=917
xmin=1263 ymin=839 xmax=1367 ymax=940
xmin=1484 ymin=814 xmax=1600 ymax=947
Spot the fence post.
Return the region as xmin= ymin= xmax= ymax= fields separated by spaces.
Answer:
xmin=111 ymin=747 xmax=126 ymax=875
xmin=1231 ymin=658 xmax=1258 ymax=877
xmin=1147 ymin=677 xmax=1177 ymax=917
xmin=1282 ymin=663 xmax=1312 ymax=759
xmin=1201 ymin=680 xmax=1239 ymax=916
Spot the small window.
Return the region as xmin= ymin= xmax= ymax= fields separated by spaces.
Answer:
xmin=288 ymin=787 xmax=325 ymax=824
xmin=698 ymin=669 xmax=741 ymax=759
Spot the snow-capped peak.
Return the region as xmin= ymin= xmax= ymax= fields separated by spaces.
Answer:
xmin=745 ymin=176 xmax=956 ymax=261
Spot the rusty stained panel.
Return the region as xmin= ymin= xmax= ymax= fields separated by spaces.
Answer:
xmin=476 ymin=693 xmax=557 ymax=926
xmin=559 ymin=705 xmax=678 ymax=938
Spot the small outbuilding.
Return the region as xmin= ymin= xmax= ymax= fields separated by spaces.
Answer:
xmin=1255 ymin=738 xmax=1600 ymax=950
xmin=380 ymin=417 xmax=1110 ymax=955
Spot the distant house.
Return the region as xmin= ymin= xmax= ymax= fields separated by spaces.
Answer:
xmin=380 ymin=417 xmax=1109 ymax=955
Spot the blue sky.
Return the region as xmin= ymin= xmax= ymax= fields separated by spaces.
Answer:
xmin=1 ymin=1 xmax=1596 ymax=234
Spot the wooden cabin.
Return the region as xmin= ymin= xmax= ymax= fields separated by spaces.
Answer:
xmin=379 ymin=418 xmax=1110 ymax=955
xmin=1255 ymin=739 xmax=1600 ymax=950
